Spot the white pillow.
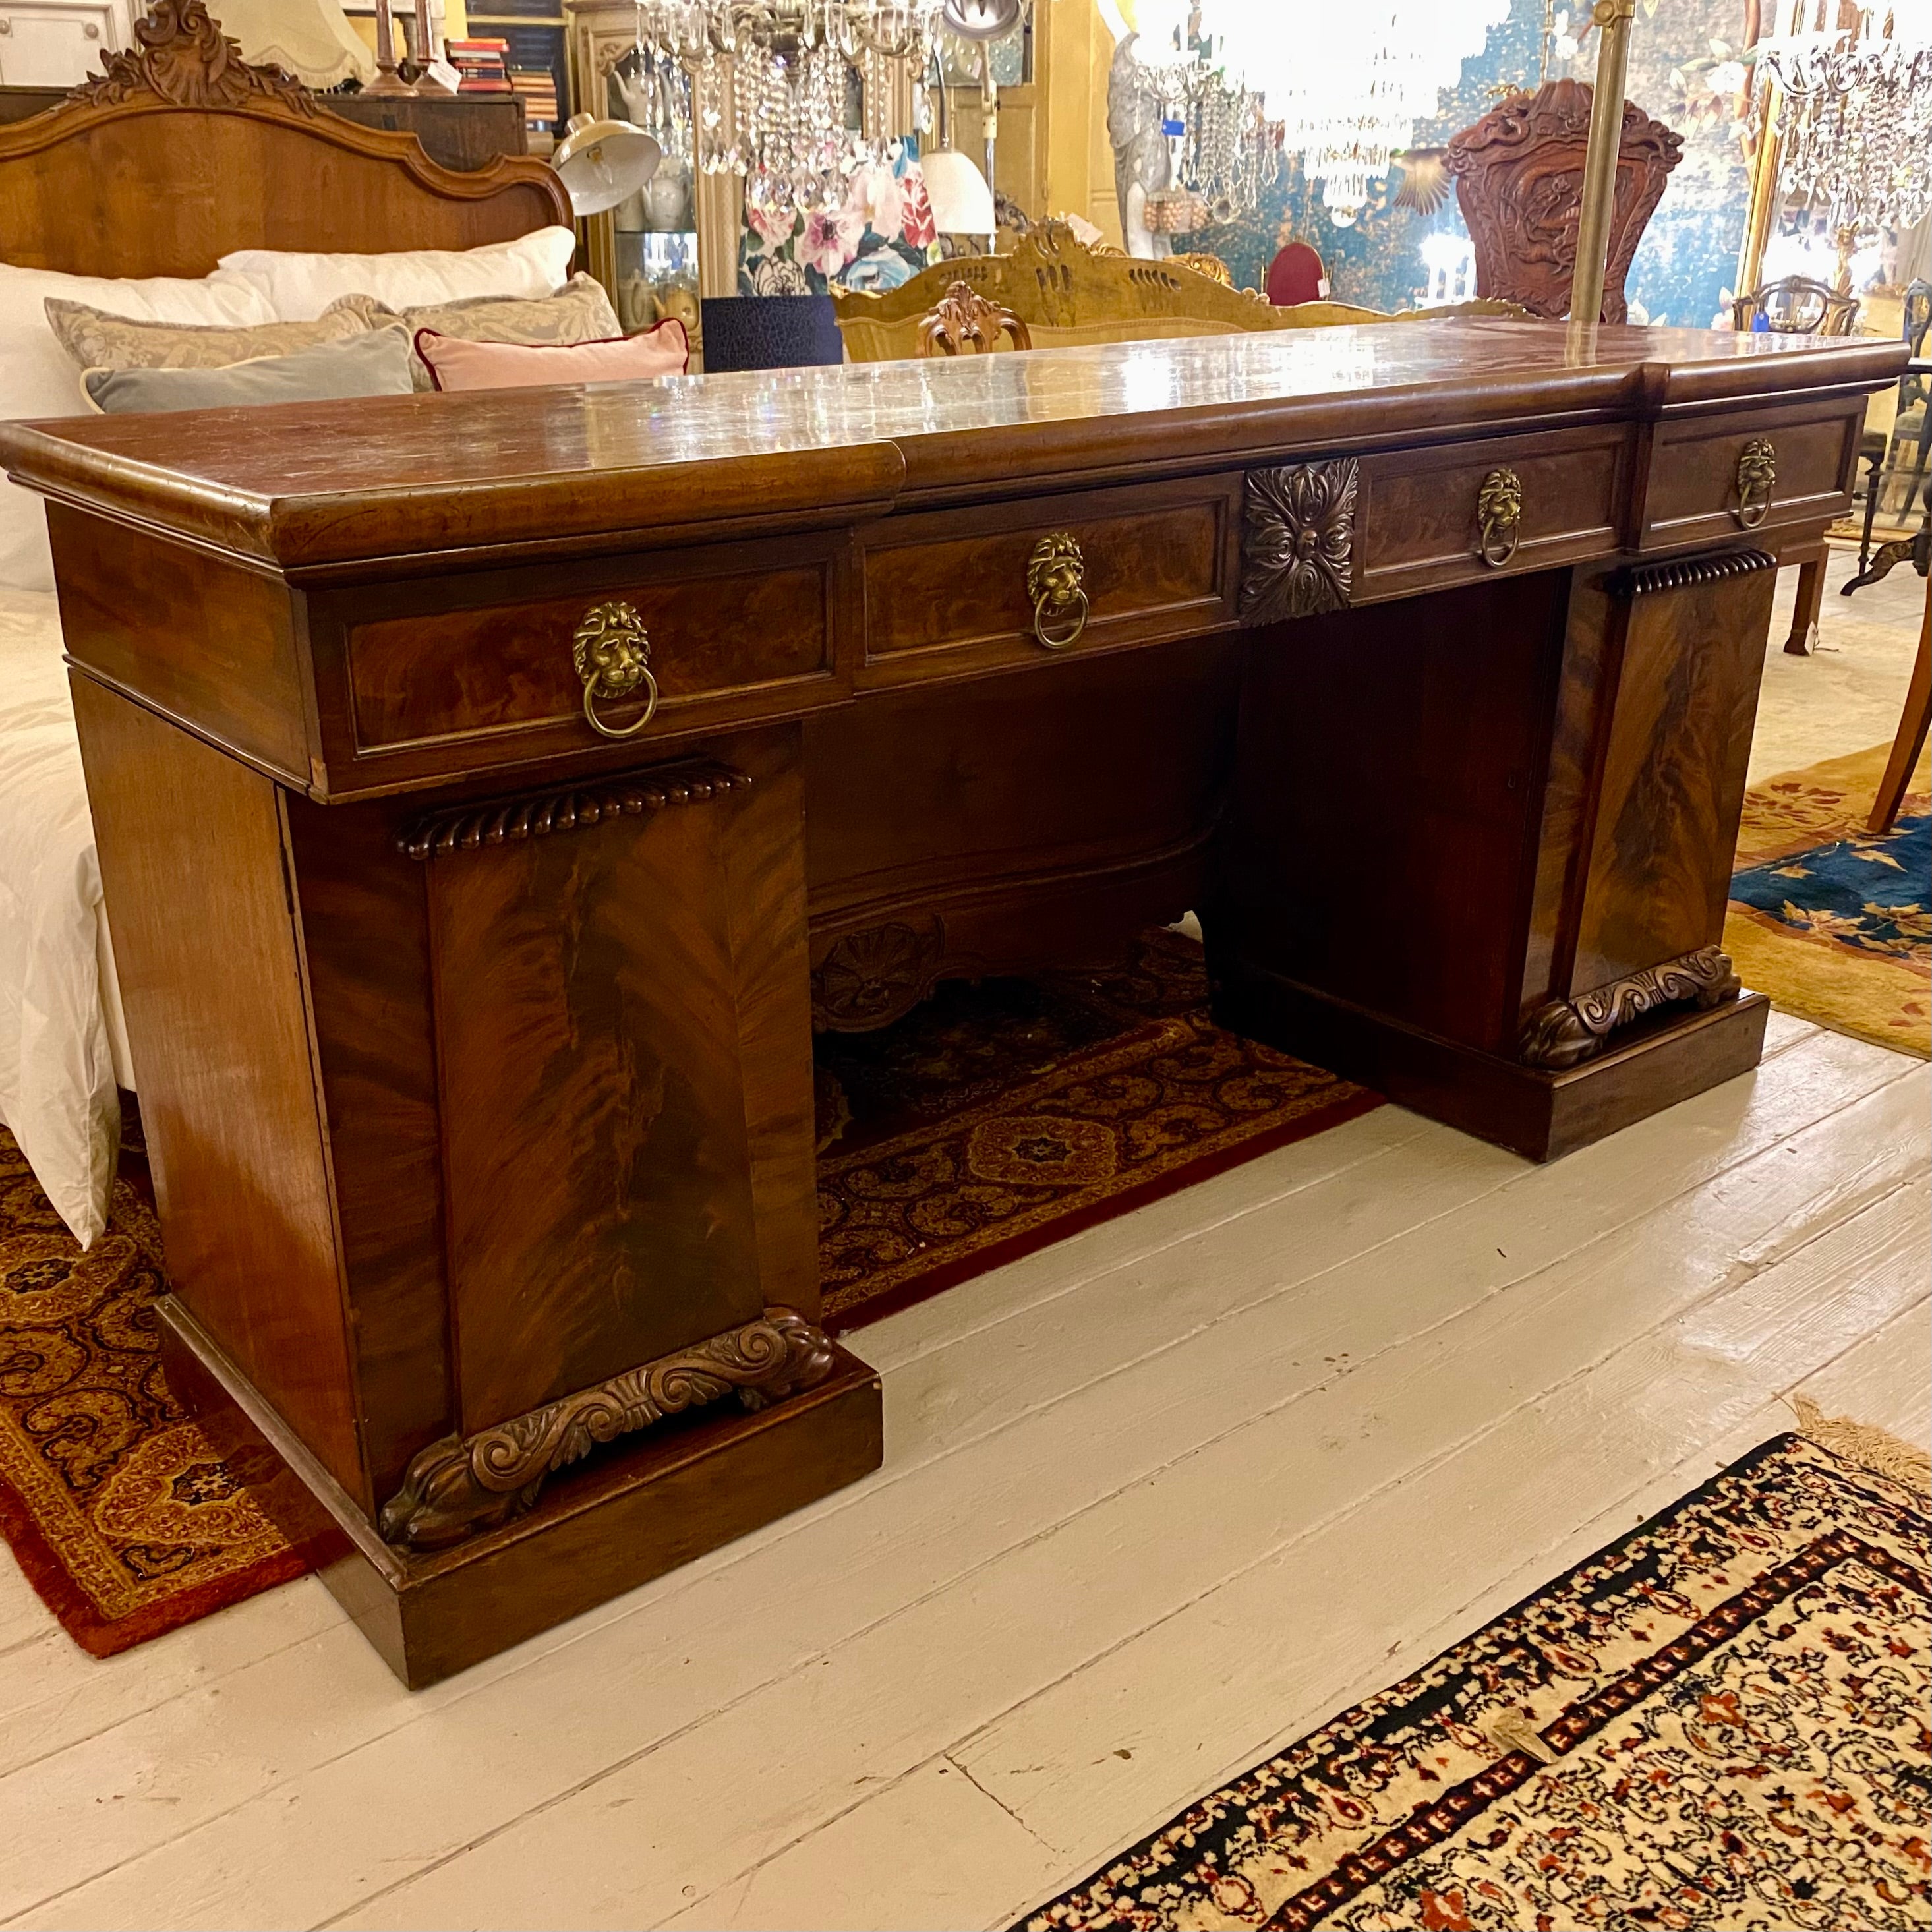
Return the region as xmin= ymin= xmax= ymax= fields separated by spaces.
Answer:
xmin=0 ymin=265 xmax=278 ymax=591
xmin=214 ymin=227 xmax=579 ymax=323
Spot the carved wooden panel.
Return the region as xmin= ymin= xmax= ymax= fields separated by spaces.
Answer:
xmin=1240 ymin=461 xmax=1358 ymax=624
xmin=424 ymin=775 xmax=767 ymax=1436
xmin=1446 ymin=79 xmax=1681 ymax=324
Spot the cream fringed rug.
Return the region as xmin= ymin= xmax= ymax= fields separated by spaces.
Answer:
xmin=1017 ymin=1413 xmax=1930 ymax=1932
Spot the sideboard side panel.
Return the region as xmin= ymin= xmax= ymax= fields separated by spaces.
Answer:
xmin=285 ymin=796 xmax=454 ymax=1505
xmin=69 ymin=676 xmax=366 ymax=1506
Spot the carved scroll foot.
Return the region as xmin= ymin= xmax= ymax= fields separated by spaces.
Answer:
xmin=1519 ymin=945 xmax=1742 ymax=1072
xmin=379 ymin=1308 xmax=837 ymax=1551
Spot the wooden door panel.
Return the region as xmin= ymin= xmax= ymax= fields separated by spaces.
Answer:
xmin=424 ymin=776 xmax=765 ymax=1434
xmin=1570 ymin=554 xmax=1776 ymax=992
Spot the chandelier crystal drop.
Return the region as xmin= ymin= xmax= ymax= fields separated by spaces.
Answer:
xmin=1750 ymin=0 xmax=1932 ymax=239
xmin=1148 ymin=0 xmax=1510 ymax=225
xmin=631 ymin=0 xmax=955 ymax=219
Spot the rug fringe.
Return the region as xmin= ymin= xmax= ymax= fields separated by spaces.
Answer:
xmin=1790 ymin=1395 xmax=1931 ymax=1495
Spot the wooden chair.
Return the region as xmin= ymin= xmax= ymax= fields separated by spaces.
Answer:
xmin=1446 ymin=78 xmax=1682 ymax=323
xmin=1730 ymin=276 xmax=1861 ymax=337
xmin=1868 ymin=571 xmax=1931 ymax=836
xmin=1848 ymin=279 xmax=1932 ymax=595
xmin=915 ymin=282 xmax=1032 ymax=357
xmin=837 ymin=221 xmax=1527 ymax=363
xmin=1728 ymin=283 xmax=1863 ymax=655
xmin=1265 ymin=241 xmax=1326 ymax=307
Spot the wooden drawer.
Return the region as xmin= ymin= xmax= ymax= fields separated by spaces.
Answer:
xmin=322 ymin=533 xmax=849 ymax=784
xmin=1641 ymin=404 xmax=1861 ymax=552
xmin=856 ymin=475 xmax=1242 ymax=688
xmin=1355 ymin=426 xmax=1630 ymax=602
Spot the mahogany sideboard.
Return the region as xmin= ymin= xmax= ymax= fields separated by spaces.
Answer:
xmin=1 ymin=321 xmax=1904 ymax=1685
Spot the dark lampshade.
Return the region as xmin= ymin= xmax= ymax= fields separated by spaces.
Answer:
xmin=700 ymin=295 xmax=846 ymax=372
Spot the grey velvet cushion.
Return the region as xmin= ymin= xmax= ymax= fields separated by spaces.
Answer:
xmin=82 ymin=327 xmax=415 ymax=413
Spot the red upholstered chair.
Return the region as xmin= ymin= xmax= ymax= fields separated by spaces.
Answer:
xmin=1266 ymin=241 xmax=1328 ymax=307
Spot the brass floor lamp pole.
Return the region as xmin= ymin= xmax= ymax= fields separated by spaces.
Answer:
xmin=1570 ymin=0 xmax=1636 ymax=327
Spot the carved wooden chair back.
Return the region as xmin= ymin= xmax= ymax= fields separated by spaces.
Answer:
xmin=1446 ymin=78 xmax=1682 ymax=324
xmin=916 ymin=282 xmax=1034 ymax=357
xmin=1731 ymin=276 xmax=1861 ymax=337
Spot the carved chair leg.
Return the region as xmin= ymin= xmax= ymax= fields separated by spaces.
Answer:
xmin=1784 ymin=546 xmax=1827 ymax=655
xmin=1867 ymin=580 xmax=1931 ymax=837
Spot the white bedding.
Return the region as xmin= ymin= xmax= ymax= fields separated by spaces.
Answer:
xmin=0 ymin=587 xmax=132 ymax=1246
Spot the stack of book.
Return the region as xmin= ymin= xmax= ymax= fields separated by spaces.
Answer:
xmin=508 ymin=67 xmax=560 ymax=134
xmin=444 ymin=38 xmax=512 ymax=94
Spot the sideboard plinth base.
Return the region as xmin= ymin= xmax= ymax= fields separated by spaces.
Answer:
xmin=158 ymin=1297 xmax=883 ymax=1689
xmin=1212 ymin=958 xmax=1771 ymax=1163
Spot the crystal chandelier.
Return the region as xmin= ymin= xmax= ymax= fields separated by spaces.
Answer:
xmin=1150 ymin=0 xmax=1510 ymax=226
xmin=1751 ymin=0 xmax=1932 ymax=244
xmin=1113 ymin=42 xmax=1284 ymax=231
xmin=631 ymin=1 xmax=951 ymax=221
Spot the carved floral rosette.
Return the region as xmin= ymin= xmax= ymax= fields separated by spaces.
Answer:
xmin=1519 ymin=945 xmax=1741 ymax=1072
xmin=378 ymin=1307 xmax=837 ymax=1550
xmin=1240 ymin=460 xmax=1358 ymax=625
xmin=810 ymin=917 xmax=946 ymax=1032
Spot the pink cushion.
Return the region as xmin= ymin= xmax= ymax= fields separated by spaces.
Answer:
xmin=415 ymin=320 xmax=689 ymax=391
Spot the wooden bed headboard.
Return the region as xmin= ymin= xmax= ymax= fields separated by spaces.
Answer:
xmin=0 ymin=0 xmax=571 ymax=279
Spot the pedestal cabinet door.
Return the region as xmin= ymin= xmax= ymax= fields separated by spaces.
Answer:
xmin=419 ymin=768 xmax=767 ymax=1436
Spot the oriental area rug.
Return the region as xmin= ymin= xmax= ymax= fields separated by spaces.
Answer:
xmin=1 ymin=927 xmax=1374 ymax=1654
xmin=1726 ymin=742 xmax=1931 ymax=1059
xmin=813 ymin=927 xmax=1379 ymax=1331
xmin=1017 ymin=1418 xmax=1932 ymax=1932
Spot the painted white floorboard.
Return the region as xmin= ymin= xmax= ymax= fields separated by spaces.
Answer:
xmin=283 ymin=1068 xmax=1927 ymax=1931
xmin=0 ymin=1028 xmax=1920 ymax=1932
xmin=5 ymin=1038 xmax=1908 ymax=1930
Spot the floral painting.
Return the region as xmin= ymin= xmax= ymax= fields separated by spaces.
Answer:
xmin=739 ymin=136 xmax=941 ymax=297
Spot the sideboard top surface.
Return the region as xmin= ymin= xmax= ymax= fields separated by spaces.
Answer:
xmin=1 ymin=320 xmax=1905 ymax=573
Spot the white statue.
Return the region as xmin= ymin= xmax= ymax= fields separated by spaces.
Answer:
xmin=1107 ymin=34 xmax=1173 ymax=260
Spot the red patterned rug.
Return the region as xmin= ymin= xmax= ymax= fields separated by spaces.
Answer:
xmin=0 ymin=1107 xmax=305 ymax=1657
xmin=814 ymin=928 xmax=1380 ymax=1330
xmin=1015 ymin=1418 xmax=1931 ymax=1931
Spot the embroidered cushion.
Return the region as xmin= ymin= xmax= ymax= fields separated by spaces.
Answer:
xmin=44 ymin=299 xmax=372 ymax=375
xmin=327 ymin=274 xmax=622 ymax=389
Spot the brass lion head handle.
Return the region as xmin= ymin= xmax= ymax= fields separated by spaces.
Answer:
xmin=1734 ymin=438 xmax=1776 ymax=529
xmin=572 ymin=600 xmax=658 ymax=740
xmin=1477 ymin=467 xmax=1523 ymax=568
xmin=1026 ymin=533 xmax=1088 ymax=651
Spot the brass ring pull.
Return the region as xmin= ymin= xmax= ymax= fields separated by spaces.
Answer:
xmin=1477 ymin=467 xmax=1523 ymax=568
xmin=1026 ymin=532 xmax=1088 ymax=651
xmin=1031 ymin=585 xmax=1089 ymax=650
xmin=572 ymin=600 xmax=658 ymax=740
xmin=1734 ymin=437 xmax=1776 ymax=530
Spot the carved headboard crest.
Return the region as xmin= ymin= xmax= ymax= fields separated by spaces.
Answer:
xmin=66 ymin=0 xmax=314 ymax=115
